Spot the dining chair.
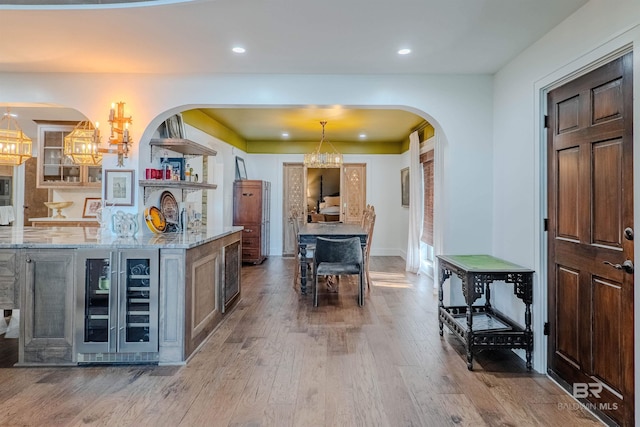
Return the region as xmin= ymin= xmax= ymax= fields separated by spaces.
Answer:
xmin=313 ymin=236 xmax=364 ymax=307
xmin=290 ymin=211 xmax=314 ymax=290
xmin=363 ymin=206 xmax=376 ymax=289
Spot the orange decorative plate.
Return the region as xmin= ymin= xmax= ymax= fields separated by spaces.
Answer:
xmin=144 ymin=206 xmax=166 ymax=233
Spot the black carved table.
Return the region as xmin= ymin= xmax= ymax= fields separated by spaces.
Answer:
xmin=437 ymin=254 xmax=534 ymax=371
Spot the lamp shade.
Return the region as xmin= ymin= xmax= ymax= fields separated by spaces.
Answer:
xmin=0 ymin=112 xmax=32 ymax=166
xmin=64 ymin=120 xmax=102 ymax=165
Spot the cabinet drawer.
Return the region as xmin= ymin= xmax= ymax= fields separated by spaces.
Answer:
xmin=241 ymin=226 xmax=261 ymax=235
xmin=242 ymin=248 xmax=259 ymax=261
xmin=242 ymin=236 xmax=260 ymax=249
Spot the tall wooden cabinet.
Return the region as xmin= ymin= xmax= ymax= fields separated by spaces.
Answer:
xmin=233 ymin=180 xmax=270 ymax=264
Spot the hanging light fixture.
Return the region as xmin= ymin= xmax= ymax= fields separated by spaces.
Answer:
xmin=64 ymin=120 xmax=102 ymax=165
xmin=303 ymin=121 xmax=343 ymax=168
xmin=0 ymin=109 xmax=32 ymax=166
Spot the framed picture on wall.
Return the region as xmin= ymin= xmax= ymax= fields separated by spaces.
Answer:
xmin=401 ymin=167 xmax=409 ymax=207
xmin=104 ymin=169 xmax=135 ymax=206
xmin=161 ymin=114 xmax=184 ymax=139
xmin=235 ymin=156 xmax=247 ymax=180
xmin=82 ymin=198 xmax=102 ymax=218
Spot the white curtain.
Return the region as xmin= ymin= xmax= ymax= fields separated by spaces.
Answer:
xmin=406 ymin=131 xmax=423 ymax=273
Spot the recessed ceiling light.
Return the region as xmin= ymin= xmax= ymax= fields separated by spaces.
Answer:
xmin=359 ymin=133 xmax=367 ymax=139
xmin=282 ymin=132 xmax=289 ymax=138
xmin=398 ymin=48 xmax=411 ymax=55
xmin=232 ymin=47 xmax=246 ymax=54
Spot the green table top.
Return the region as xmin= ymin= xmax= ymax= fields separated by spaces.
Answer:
xmin=437 ymin=254 xmax=533 ymax=273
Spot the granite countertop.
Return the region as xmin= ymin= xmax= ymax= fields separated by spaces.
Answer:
xmin=0 ymin=226 xmax=244 ymax=249
xmin=28 ymin=217 xmax=99 ymax=222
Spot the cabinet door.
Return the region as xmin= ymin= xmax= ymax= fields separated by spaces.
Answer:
xmin=0 ymin=250 xmax=17 ymax=309
xmin=22 ymin=249 xmax=75 ymax=364
xmin=75 ymin=250 xmax=115 ymax=354
xmin=37 ymin=124 xmax=101 ymax=188
xmin=118 ymin=250 xmax=159 ymax=353
xmin=233 ymin=180 xmax=263 ymax=224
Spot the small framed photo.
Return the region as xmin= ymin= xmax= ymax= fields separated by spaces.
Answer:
xmin=163 ymin=114 xmax=184 ymax=139
xmin=401 ymin=167 xmax=410 ymax=207
xmin=83 ymin=198 xmax=102 ymax=218
xmin=166 ymin=157 xmax=186 ymax=181
xmin=235 ymin=156 xmax=247 ymax=180
xmin=104 ymin=169 xmax=135 ymax=206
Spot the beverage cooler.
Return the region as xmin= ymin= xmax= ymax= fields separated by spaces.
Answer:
xmin=76 ymin=249 xmax=159 ymax=362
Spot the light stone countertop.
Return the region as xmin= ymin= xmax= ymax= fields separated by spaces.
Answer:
xmin=0 ymin=226 xmax=244 ymax=249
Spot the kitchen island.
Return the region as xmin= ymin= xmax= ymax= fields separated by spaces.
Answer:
xmin=0 ymin=226 xmax=243 ymax=366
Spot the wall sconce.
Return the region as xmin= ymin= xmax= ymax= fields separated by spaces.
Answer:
xmin=64 ymin=102 xmax=132 ymax=167
xmin=106 ymin=101 xmax=133 ymax=167
xmin=0 ymin=109 xmax=32 ymax=166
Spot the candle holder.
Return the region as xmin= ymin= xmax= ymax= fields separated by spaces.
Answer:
xmin=107 ymin=102 xmax=133 ymax=167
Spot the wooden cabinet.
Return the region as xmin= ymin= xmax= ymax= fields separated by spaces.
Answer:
xmin=233 ymin=180 xmax=270 ymax=264
xmin=0 ymin=250 xmax=18 ymax=310
xmin=37 ymin=124 xmax=101 ymax=189
xmin=20 ymin=249 xmax=75 ymax=365
xmin=158 ymin=231 xmax=241 ymax=363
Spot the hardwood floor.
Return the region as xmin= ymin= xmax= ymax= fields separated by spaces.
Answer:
xmin=0 ymin=256 xmax=602 ymax=426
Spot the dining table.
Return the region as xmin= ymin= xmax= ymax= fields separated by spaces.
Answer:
xmin=298 ymin=222 xmax=368 ymax=294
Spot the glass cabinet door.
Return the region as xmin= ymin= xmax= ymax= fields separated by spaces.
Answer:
xmin=83 ymin=257 xmax=112 ymax=343
xmin=37 ymin=124 xmax=102 ymax=188
xmin=118 ymin=251 xmax=159 ymax=352
xmin=76 ymin=251 xmax=115 ymax=353
xmin=76 ymin=249 xmax=158 ymax=355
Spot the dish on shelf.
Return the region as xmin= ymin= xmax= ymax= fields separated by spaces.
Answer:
xmin=144 ymin=206 xmax=166 ymax=233
xmin=44 ymin=201 xmax=74 ymax=218
xmin=160 ymin=191 xmax=179 ymax=225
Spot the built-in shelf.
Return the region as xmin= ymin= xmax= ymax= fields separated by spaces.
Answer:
xmin=139 ymin=180 xmax=217 ymax=203
xmin=142 ymin=137 xmax=218 ymax=203
xmin=139 ymin=180 xmax=217 ymax=191
xmin=149 ymin=138 xmax=217 ymax=158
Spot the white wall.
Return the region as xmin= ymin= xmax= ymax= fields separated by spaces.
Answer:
xmin=492 ymin=0 xmax=640 ymax=384
xmin=247 ymin=152 xmax=408 ymax=256
xmin=0 ymin=73 xmax=494 ymax=259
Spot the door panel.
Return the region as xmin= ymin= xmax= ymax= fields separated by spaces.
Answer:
xmin=282 ymin=163 xmax=305 ymax=256
xmin=592 ymin=139 xmax=622 ymax=247
xmin=341 ymin=163 xmax=366 ymax=224
xmin=23 ymin=157 xmax=48 ymax=225
xmin=547 ymin=52 xmax=634 ymax=426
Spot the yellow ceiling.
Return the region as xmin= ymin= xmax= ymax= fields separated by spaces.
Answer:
xmin=185 ymin=107 xmax=430 ymax=154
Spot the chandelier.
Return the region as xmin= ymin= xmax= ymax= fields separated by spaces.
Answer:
xmin=303 ymin=121 xmax=342 ymax=168
xmin=0 ymin=109 xmax=33 ymax=166
xmin=64 ymin=120 xmax=102 ymax=165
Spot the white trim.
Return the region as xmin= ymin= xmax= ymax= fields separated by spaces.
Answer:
xmin=532 ymin=26 xmax=640 ymax=382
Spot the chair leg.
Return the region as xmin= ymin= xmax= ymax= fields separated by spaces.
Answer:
xmin=358 ymin=272 xmax=364 ymax=306
xmin=314 ymin=274 xmax=319 ymax=307
xmin=293 ymin=258 xmax=300 ymax=291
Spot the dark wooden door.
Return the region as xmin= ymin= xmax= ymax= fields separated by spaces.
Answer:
xmin=23 ymin=157 xmax=48 ymax=225
xmin=547 ymin=52 xmax=634 ymax=426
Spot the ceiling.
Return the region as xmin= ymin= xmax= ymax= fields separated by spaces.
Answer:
xmin=0 ymin=0 xmax=589 ymax=146
xmin=197 ymin=107 xmax=427 ymax=145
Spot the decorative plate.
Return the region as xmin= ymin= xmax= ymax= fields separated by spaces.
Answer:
xmin=144 ymin=206 xmax=166 ymax=233
xmin=160 ymin=191 xmax=179 ymax=224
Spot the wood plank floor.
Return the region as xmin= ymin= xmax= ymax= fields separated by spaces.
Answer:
xmin=0 ymin=256 xmax=602 ymax=426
